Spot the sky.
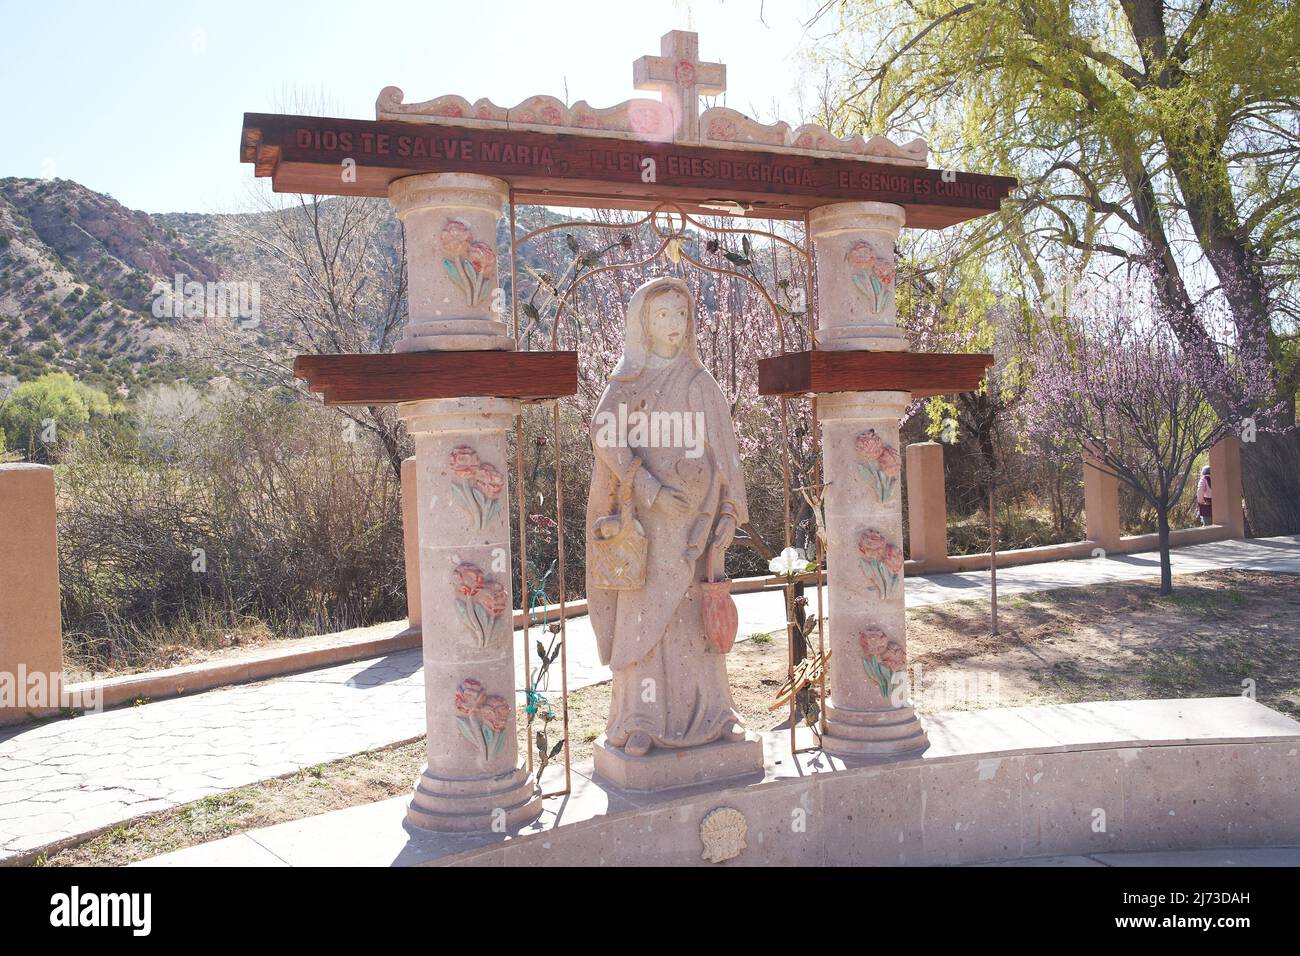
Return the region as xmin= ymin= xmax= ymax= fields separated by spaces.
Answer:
xmin=0 ymin=0 xmax=832 ymax=214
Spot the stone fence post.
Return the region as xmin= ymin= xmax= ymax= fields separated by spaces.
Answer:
xmin=905 ymin=442 xmax=948 ymax=570
xmin=0 ymin=464 xmax=63 ymax=725
xmin=1208 ymin=435 xmax=1245 ymax=537
xmin=1082 ymin=441 xmax=1122 ymax=553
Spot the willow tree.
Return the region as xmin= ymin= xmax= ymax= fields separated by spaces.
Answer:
xmin=812 ymin=0 xmax=1300 ymax=534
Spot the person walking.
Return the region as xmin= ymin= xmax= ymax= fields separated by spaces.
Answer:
xmin=1196 ymin=465 xmax=1213 ymax=526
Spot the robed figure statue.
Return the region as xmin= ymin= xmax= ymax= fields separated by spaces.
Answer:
xmin=586 ymin=276 xmax=750 ymax=758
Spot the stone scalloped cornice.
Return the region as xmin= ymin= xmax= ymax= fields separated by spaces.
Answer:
xmin=375 ymin=88 xmax=928 ymax=167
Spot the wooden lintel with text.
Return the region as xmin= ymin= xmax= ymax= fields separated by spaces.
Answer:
xmin=241 ymin=113 xmax=1017 ymax=227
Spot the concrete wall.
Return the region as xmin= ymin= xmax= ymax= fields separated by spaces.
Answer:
xmin=437 ymin=736 xmax=1300 ymax=866
xmin=902 ymin=436 xmax=1246 ymax=575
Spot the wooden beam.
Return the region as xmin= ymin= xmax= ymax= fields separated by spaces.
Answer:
xmin=241 ymin=113 xmax=1017 ymax=228
xmin=758 ymin=350 xmax=994 ymax=398
xmin=293 ymin=351 xmax=579 ymax=405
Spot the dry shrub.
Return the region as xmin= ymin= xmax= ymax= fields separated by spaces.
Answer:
xmin=57 ymin=389 xmax=404 ymax=671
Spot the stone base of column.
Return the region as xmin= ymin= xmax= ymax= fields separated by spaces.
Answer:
xmin=821 ymin=700 xmax=930 ymax=759
xmin=396 ymin=317 xmax=516 ymax=352
xmin=592 ymin=733 xmax=764 ymax=793
xmin=406 ymin=765 xmax=542 ymax=833
xmin=816 ymin=325 xmax=909 ymax=352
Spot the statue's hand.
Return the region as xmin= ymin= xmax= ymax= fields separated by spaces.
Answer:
xmin=713 ymin=515 xmax=737 ymax=551
xmin=655 ymin=484 xmax=693 ymax=518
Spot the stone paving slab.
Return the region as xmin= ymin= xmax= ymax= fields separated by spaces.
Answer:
xmin=4 ymin=535 xmax=1297 ymax=864
xmin=132 ymin=698 xmax=1300 ymax=868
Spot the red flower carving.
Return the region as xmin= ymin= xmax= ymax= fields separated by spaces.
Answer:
xmin=449 ymin=445 xmax=480 ymax=479
xmin=474 ymin=463 xmax=505 ymax=500
xmin=480 ymin=695 xmax=510 ymax=733
xmin=477 ymin=580 xmax=509 ymax=616
xmin=859 ymin=627 xmax=888 ymax=658
xmin=876 ymin=445 xmax=902 ymax=479
xmin=452 ymin=562 xmax=485 ymax=597
xmin=858 ymin=529 xmax=888 ymax=562
xmin=455 ymin=678 xmax=485 ymax=716
xmin=466 ymin=240 xmax=496 ymax=278
xmin=855 ymin=428 xmax=885 ymax=462
xmin=439 ymin=219 xmax=471 ymax=257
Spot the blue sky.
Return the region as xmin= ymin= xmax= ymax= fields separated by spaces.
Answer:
xmin=0 ymin=0 xmax=826 ymax=213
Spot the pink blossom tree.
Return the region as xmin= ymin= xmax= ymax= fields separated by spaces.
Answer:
xmin=1022 ymin=276 xmax=1276 ymax=594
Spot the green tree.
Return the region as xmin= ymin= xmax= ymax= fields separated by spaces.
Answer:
xmin=816 ymin=0 xmax=1300 ymax=534
xmin=0 ymin=371 xmax=111 ymax=461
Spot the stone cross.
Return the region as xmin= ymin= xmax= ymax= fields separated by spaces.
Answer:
xmin=633 ymin=30 xmax=726 ymax=143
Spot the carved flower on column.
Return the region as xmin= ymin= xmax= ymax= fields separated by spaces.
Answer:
xmin=860 ymin=627 xmax=907 ymax=700
xmin=454 ymin=678 xmax=510 ymax=762
xmin=439 ymin=219 xmax=496 ymax=307
xmin=858 ymin=530 xmax=904 ymax=599
xmin=449 ymin=445 xmax=504 ymax=529
xmin=452 ymin=562 xmax=508 ymax=647
xmin=846 ymin=240 xmax=894 ymax=315
xmin=855 ymin=429 xmax=901 ymax=501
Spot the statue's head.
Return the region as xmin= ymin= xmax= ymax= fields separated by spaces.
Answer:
xmin=645 ymin=284 xmax=691 ymax=359
xmin=612 ymin=276 xmax=699 ymax=381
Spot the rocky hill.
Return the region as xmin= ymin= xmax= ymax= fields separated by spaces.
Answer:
xmin=0 ymin=178 xmax=225 ymax=393
xmin=0 ymin=177 xmax=608 ymax=398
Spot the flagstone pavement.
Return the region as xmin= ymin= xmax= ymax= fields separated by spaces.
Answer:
xmin=3 ymin=535 xmax=1297 ymax=863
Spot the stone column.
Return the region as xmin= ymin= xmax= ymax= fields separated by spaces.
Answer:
xmin=0 ymin=464 xmax=63 ymax=726
xmin=905 ymin=441 xmax=948 ymax=570
xmin=389 ymin=172 xmax=515 ymax=352
xmin=810 ymin=200 xmax=927 ymax=757
xmin=1208 ymin=435 xmax=1245 ymax=537
xmin=820 ymin=393 xmax=927 ymax=756
xmin=809 ymin=201 xmax=907 ymax=352
xmin=388 ymin=170 xmax=538 ymax=831
xmin=1083 ymin=441 xmax=1122 ymax=553
xmin=399 ymin=398 xmax=540 ymax=831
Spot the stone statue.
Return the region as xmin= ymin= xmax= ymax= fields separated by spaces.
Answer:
xmin=586 ymin=276 xmax=751 ymax=762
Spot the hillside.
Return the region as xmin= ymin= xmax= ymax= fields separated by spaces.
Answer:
xmin=0 ymin=178 xmax=224 ymax=393
xmin=0 ymin=177 xmax=616 ymax=398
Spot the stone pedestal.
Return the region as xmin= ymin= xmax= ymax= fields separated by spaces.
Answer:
xmin=389 ymin=172 xmax=515 ymax=353
xmin=398 ymin=397 xmax=540 ymax=832
xmin=592 ymin=733 xmax=764 ymax=793
xmin=808 ymin=201 xmax=907 ymax=352
xmin=819 ymin=393 xmax=929 ymax=757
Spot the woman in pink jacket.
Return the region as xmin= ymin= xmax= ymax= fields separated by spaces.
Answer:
xmin=1196 ymin=465 xmax=1213 ymax=526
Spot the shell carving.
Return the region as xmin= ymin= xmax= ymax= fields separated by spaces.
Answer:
xmin=700 ymin=806 xmax=748 ymax=863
